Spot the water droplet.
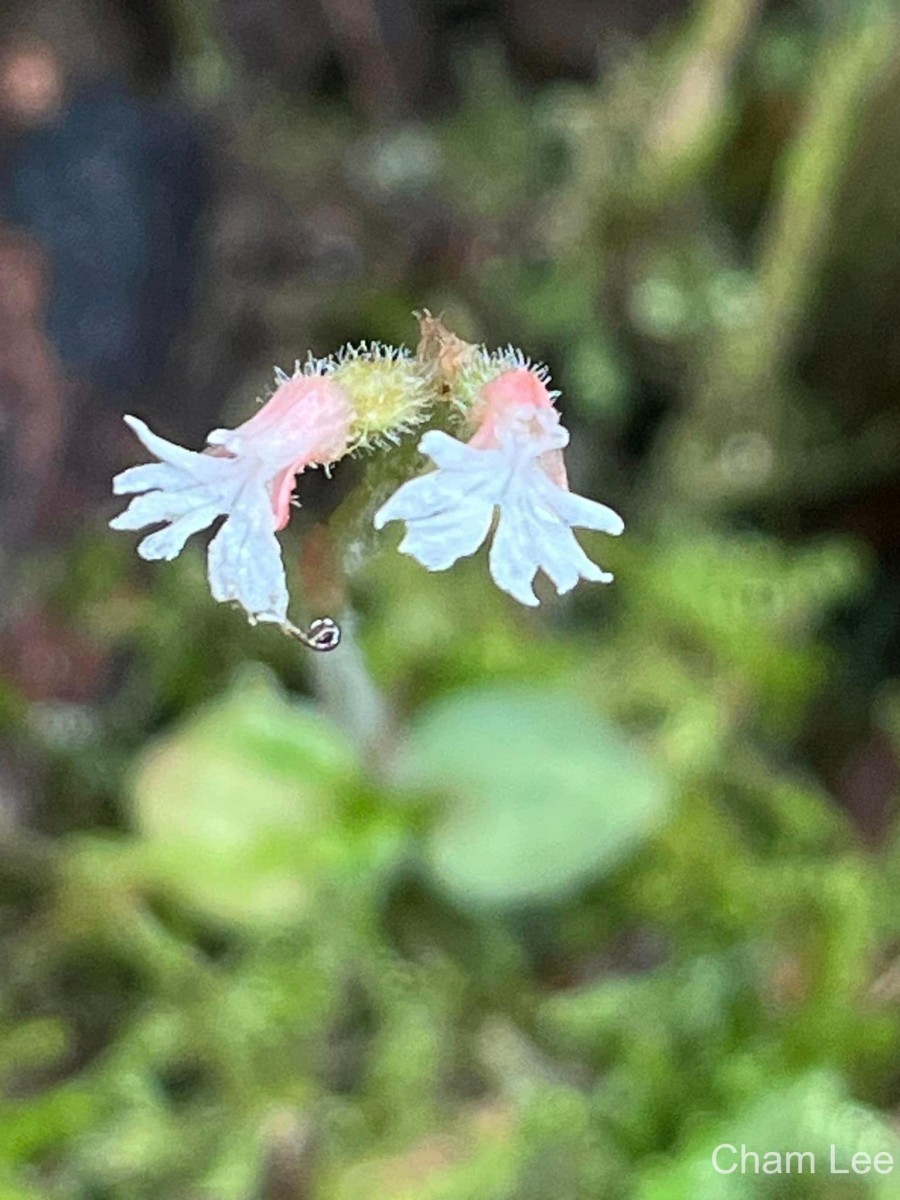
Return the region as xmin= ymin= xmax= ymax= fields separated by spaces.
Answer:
xmin=283 ymin=616 xmax=341 ymax=652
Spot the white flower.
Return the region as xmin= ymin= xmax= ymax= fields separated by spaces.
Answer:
xmin=111 ymin=415 xmax=295 ymax=623
xmin=110 ymin=376 xmax=353 ymax=624
xmin=374 ymin=403 xmax=624 ymax=606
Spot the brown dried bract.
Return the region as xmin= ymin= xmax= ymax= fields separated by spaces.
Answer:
xmin=414 ymin=309 xmax=477 ymax=394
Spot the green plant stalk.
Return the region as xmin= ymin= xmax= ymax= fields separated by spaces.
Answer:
xmin=651 ymin=3 xmax=899 ymax=517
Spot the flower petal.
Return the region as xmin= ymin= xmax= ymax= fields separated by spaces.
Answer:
xmin=523 ymin=507 xmax=582 ymax=594
xmin=112 ymin=461 xmax=188 ymax=496
xmin=374 ymin=467 xmax=492 ymax=529
xmin=122 ymin=415 xmax=226 ymax=482
xmin=536 ymin=517 xmax=613 ymax=592
xmin=137 ymin=503 xmax=223 ymax=561
xmin=206 ymin=486 xmax=288 ymax=624
xmin=109 ymin=486 xmax=210 ymax=532
xmin=532 ymin=472 xmax=624 ymax=535
xmin=488 ymin=500 xmax=540 ymax=607
xmin=417 ymin=430 xmax=495 ymax=473
xmin=397 ymin=498 xmax=495 ymax=571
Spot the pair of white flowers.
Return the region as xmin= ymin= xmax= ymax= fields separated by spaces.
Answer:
xmin=111 ymin=352 xmax=624 ymax=624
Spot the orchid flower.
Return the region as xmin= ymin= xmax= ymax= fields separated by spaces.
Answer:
xmin=111 ymin=323 xmax=625 ymax=637
xmin=110 ymin=375 xmax=354 ymax=624
xmin=373 ymin=367 xmax=623 ymax=606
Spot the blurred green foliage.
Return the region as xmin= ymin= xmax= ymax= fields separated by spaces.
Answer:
xmin=4 ymin=1 xmax=900 ymax=1198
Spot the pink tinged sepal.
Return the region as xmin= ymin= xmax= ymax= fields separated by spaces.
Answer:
xmin=207 ymin=375 xmax=354 ymax=529
xmin=374 ymin=400 xmax=624 ymax=607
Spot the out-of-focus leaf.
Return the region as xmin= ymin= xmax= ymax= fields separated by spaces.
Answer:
xmin=631 ymin=534 xmax=867 ymax=729
xmin=636 ymin=1070 xmax=900 ymax=1200
xmin=0 ymin=1169 xmax=45 ymax=1200
xmin=130 ymin=669 xmax=358 ymax=925
xmin=396 ymin=686 xmax=669 ymax=906
xmin=2 ymin=1084 xmax=97 ymax=1163
xmin=564 ymin=334 xmax=629 ymax=418
xmin=0 ymin=1018 xmax=69 ymax=1085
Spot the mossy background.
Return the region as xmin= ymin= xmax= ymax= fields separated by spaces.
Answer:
xmin=3 ymin=0 xmax=900 ymax=1196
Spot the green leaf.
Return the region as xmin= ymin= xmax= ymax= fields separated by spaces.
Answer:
xmin=636 ymin=1070 xmax=900 ymax=1200
xmin=130 ymin=669 xmax=359 ymax=926
xmin=396 ymin=687 xmax=669 ymax=907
